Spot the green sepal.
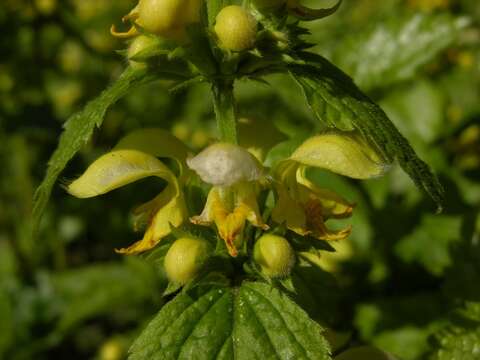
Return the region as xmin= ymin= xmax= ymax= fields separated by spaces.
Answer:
xmin=163 ymin=282 xmax=183 ymax=296
xmin=184 ymin=24 xmax=218 ymax=76
xmin=128 ymin=46 xmax=171 ymax=62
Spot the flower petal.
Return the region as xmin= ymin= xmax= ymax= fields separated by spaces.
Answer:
xmin=187 ymin=143 xmax=264 ymax=186
xmin=303 ymin=198 xmax=352 ymax=241
xmin=67 ymin=149 xmax=176 ymax=198
xmin=235 ymin=182 xmax=268 ymax=230
xmin=297 ymin=167 xmax=354 ymax=219
xmin=191 ymin=187 xmax=243 ymax=256
xmin=271 ymin=185 xmax=309 ymax=236
xmin=115 ymin=182 xmax=187 ymax=254
xmin=272 ymin=181 xmax=353 ymax=240
xmin=289 ymin=131 xmax=389 ymax=179
xmin=191 ymin=184 xmax=267 ymax=257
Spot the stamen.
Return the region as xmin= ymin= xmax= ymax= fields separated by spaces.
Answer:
xmin=304 ymin=198 xmax=351 ymax=240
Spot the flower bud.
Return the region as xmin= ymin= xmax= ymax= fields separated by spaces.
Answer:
xmin=187 ymin=143 xmax=264 ymax=186
xmin=127 ymin=35 xmax=158 ymax=68
xmin=214 ymin=5 xmax=257 ymax=51
xmin=164 ymin=237 xmax=210 ymax=284
xmin=254 ymin=234 xmax=295 ymax=278
xmin=115 ymin=0 xmax=202 ymax=40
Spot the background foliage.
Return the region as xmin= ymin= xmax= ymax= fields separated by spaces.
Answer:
xmin=0 ymin=0 xmax=479 ymax=359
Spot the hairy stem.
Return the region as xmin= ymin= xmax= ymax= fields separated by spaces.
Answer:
xmin=212 ymin=80 xmax=238 ymax=144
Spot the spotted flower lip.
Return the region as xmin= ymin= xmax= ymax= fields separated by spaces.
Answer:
xmin=67 ymin=128 xmax=190 ymax=255
xmin=272 ymin=131 xmax=390 ymax=241
xmin=190 ymin=183 xmax=268 ymax=257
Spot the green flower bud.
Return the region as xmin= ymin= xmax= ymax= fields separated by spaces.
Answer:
xmin=164 ymin=237 xmax=210 ymax=284
xmin=137 ymin=0 xmax=201 ymax=38
xmin=214 ymin=5 xmax=257 ymax=51
xmin=254 ymin=234 xmax=295 ymax=278
xmin=127 ymin=35 xmax=158 ymax=68
xmin=112 ymin=0 xmax=202 ymax=40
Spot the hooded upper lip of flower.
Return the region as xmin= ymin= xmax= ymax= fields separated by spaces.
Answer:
xmin=66 ymin=128 xmax=191 ymax=255
xmin=68 ymin=127 xmax=389 ymax=256
xmin=271 ymin=130 xmax=389 ymax=241
xmin=186 ymin=143 xmax=269 ymax=257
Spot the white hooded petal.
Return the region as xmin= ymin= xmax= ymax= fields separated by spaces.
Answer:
xmin=187 ymin=143 xmax=264 ymax=186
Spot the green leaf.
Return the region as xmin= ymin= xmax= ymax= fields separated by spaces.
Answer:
xmin=128 ymin=282 xmax=331 ymax=359
xmin=330 ymin=14 xmax=470 ymax=90
xmin=380 ymin=79 xmax=446 ymax=144
xmin=372 ymin=326 xmax=434 ymax=360
xmin=32 ymin=66 xmax=148 ymax=233
xmin=289 ymin=55 xmax=444 ymax=211
xmin=460 ymin=302 xmax=480 ymax=323
xmin=235 ymin=282 xmax=330 ymax=359
xmin=185 ymin=24 xmax=218 ymax=76
xmin=443 ymin=220 xmax=480 ymax=300
xmin=289 ymin=264 xmax=342 ymax=326
xmin=51 ymin=259 xmax=157 ymax=335
xmin=395 ymin=215 xmax=462 ymax=276
xmin=353 ymin=294 xmax=448 ymax=359
xmin=429 ymin=326 xmax=480 ymax=360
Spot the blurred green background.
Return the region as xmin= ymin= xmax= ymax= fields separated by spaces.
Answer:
xmin=0 ymin=0 xmax=479 ymax=359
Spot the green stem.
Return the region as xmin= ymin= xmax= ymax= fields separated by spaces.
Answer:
xmin=212 ymin=80 xmax=238 ymax=144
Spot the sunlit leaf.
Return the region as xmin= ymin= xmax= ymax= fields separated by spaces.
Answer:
xmin=330 ymin=14 xmax=470 ymax=90
xmin=128 ymin=282 xmax=331 ymax=359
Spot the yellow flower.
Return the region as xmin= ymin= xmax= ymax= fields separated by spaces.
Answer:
xmin=111 ymin=0 xmax=202 ymax=41
xmin=187 ymin=143 xmax=268 ymax=257
xmin=214 ymin=5 xmax=257 ymax=52
xmin=67 ymin=129 xmax=190 ymax=254
xmin=272 ymin=131 xmax=389 ymax=241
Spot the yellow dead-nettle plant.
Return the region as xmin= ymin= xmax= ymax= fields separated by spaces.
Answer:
xmin=187 ymin=143 xmax=269 ymax=257
xmin=272 ymin=131 xmax=390 ymax=241
xmin=67 ymin=129 xmax=190 ymax=254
